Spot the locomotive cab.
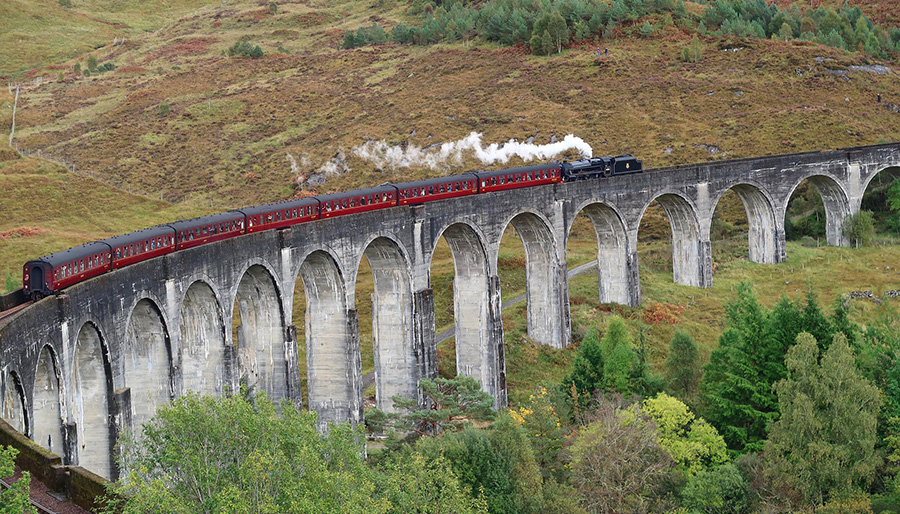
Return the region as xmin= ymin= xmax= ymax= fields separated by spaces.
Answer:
xmin=23 ymin=261 xmax=52 ymax=301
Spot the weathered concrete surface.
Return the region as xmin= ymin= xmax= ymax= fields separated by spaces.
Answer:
xmin=0 ymin=143 xmax=898 ymax=479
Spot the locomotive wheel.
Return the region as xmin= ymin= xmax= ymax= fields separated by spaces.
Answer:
xmin=31 ymin=291 xmax=44 ymax=301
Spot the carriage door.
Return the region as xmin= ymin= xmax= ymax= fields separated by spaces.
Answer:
xmin=30 ymin=266 xmax=44 ymax=292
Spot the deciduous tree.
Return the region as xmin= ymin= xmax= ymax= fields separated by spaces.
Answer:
xmin=765 ymin=332 xmax=882 ymax=506
xmin=0 ymin=446 xmax=35 ymax=514
xmin=569 ymin=398 xmax=674 ymax=514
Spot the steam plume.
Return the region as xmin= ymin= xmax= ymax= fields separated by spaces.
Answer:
xmin=351 ymin=132 xmax=592 ymax=171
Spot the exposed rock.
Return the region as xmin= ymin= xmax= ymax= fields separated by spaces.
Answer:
xmin=849 ymin=64 xmax=892 ymax=75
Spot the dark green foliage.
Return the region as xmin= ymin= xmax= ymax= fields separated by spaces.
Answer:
xmin=350 ymin=0 xmax=898 ymax=58
xmin=388 ymin=375 xmax=496 ymax=435
xmin=344 ymin=22 xmax=391 ymax=48
xmin=87 ymin=55 xmax=97 ymax=72
xmin=561 ymin=328 xmax=604 ymax=415
xmin=699 ymin=283 xmax=857 ymax=453
xmin=157 ymin=103 xmax=170 ymax=117
xmin=665 ymin=329 xmax=701 ymax=399
xmin=681 ymin=463 xmax=750 ymax=514
xmin=58 ymin=0 xmax=72 ymax=7
xmin=800 ymin=289 xmax=835 ymax=349
xmin=700 ymin=282 xmax=775 ymax=452
xmin=416 ymin=414 xmax=544 ymax=514
xmin=268 ymin=2 xmax=277 ymax=14
xmin=227 ymin=38 xmax=264 ymax=58
xmin=601 ymin=316 xmax=637 ymax=394
xmin=73 ymin=63 xmax=81 ymax=74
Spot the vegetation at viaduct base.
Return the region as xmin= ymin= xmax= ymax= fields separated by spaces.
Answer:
xmin=100 ymin=276 xmax=900 ymax=514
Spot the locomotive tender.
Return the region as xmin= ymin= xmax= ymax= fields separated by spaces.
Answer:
xmin=23 ymin=154 xmax=641 ymax=300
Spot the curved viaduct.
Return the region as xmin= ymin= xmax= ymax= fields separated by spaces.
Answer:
xmin=1 ymin=143 xmax=899 ymax=479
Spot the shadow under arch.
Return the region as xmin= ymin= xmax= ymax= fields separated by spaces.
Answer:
xmin=357 ymin=237 xmax=416 ymax=413
xmin=860 ymin=165 xmax=900 ymax=233
xmin=232 ymin=265 xmax=288 ymax=404
xmin=785 ymin=174 xmax=851 ymax=247
xmin=711 ymin=183 xmax=779 ymax=264
xmin=298 ymin=250 xmax=359 ymax=424
xmin=33 ymin=345 xmax=65 ymax=457
xmin=499 ymin=210 xmax=566 ymax=349
xmin=124 ymin=298 xmax=172 ymax=435
xmin=180 ymin=280 xmax=229 ymax=397
xmin=570 ymin=202 xmax=632 ymax=305
xmin=1 ymin=370 xmax=28 ymax=435
xmin=430 ymin=222 xmax=502 ymax=403
xmin=73 ymin=322 xmax=115 ymax=479
xmin=639 ymin=192 xmax=708 ymax=287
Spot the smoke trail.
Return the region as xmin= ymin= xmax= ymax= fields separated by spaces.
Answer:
xmin=351 ymin=131 xmax=592 ymax=171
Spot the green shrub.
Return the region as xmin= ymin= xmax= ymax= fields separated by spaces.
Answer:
xmin=843 ymin=210 xmax=876 ymax=247
xmin=58 ymin=0 xmax=72 ymax=7
xmin=681 ymin=463 xmax=749 ymax=513
xmin=227 ymin=38 xmax=264 ymax=58
xmin=73 ymin=63 xmax=81 ymax=74
xmin=268 ymin=1 xmax=277 ymax=14
xmin=800 ymin=235 xmax=817 ymax=248
xmin=158 ymin=103 xmax=170 ymax=117
xmin=87 ymin=55 xmax=97 ymax=71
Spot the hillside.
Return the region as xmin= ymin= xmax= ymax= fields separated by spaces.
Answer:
xmin=1 ymin=0 xmax=899 ymax=211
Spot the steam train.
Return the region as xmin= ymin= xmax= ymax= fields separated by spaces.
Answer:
xmin=22 ymin=154 xmax=641 ymax=300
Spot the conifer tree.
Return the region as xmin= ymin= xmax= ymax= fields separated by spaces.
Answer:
xmin=561 ymin=329 xmax=604 ymax=413
xmin=665 ymin=329 xmax=701 ymax=399
xmin=699 ymin=282 xmax=778 ymax=452
xmin=601 ymin=317 xmax=636 ymax=394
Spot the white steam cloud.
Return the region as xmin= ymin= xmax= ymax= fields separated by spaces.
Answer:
xmin=351 ymin=131 xmax=592 ymax=171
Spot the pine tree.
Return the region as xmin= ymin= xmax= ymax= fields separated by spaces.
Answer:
xmin=561 ymin=329 xmax=604 ymax=413
xmin=699 ymin=282 xmax=779 ymax=452
xmin=665 ymin=329 xmax=701 ymax=399
xmin=800 ymin=289 xmax=833 ymax=349
xmin=540 ymin=29 xmax=554 ymax=56
xmin=601 ymin=317 xmax=636 ymax=394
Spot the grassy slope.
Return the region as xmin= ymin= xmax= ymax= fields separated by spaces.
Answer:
xmin=3 ymin=0 xmax=900 ymax=405
xmin=6 ymin=0 xmax=900 ymax=209
xmin=0 ymin=0 xmax=223 ymax=76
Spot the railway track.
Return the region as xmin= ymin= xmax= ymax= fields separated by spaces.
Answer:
xmin=0 ymin=301 xmax=31 ymax=325
xmin=0 ymin=476 xmax=58 ymax=514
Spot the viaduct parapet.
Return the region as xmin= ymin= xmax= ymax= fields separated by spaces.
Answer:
xmin=1 ymin=143 xmax=898 ymax=479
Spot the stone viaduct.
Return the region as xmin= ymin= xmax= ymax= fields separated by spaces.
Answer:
xmin=1 ymin=143 xmax=898 ymax=480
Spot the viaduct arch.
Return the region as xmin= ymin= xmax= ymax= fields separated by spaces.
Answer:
xmin=1 ymin=143 xmax=898 ymax=479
